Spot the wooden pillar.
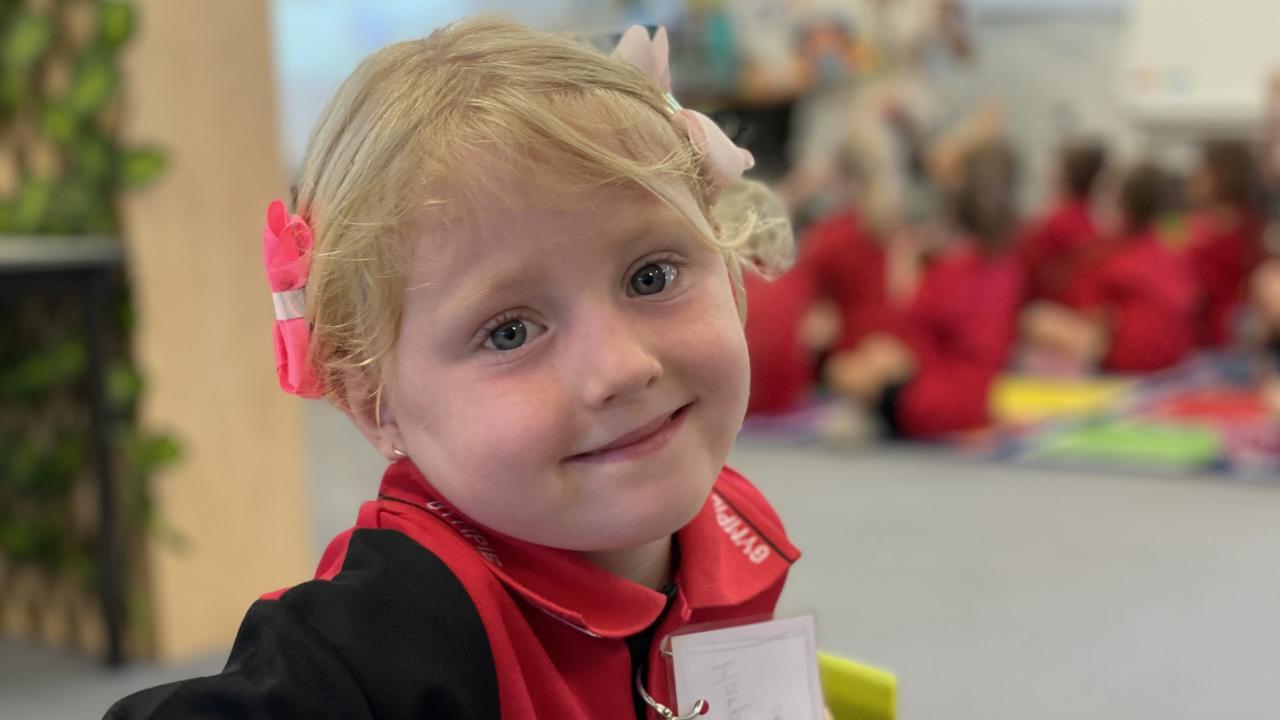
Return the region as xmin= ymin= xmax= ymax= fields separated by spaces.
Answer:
xmin=119 ymin=0 xmax=313 ymax=660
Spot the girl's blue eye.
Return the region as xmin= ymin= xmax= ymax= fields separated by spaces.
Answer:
xmin=488 ymin=320 xmax=527 ymax=351
xmin=480 ymin=314 xmax=546 ymax=353
xmin=630 ymin=261 xmax=678 ymax=296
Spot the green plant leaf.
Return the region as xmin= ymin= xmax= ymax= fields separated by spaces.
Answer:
xmin=0 ymin=517 xmax=35 ymax=560
xmin=2 ymin=10 xmax=53 ymax=74
xmin=65 ymin=54 xmax=118 ymax=117
xmin=40 ymin=430 xmax=85 ymax=497
xmin=113 ymin=289 xmax=135 ymax=331
xmin=105 ymin=358 xmax=143 ymax=411
xmin=0 ymin=337 xmax=88 ymax=400
xmin=118 ymin=146 xmax=166 ymax=188
xmin=39 ymin=104 xmax=78 ymax=144
xmin=0 ymin=441 xmax=40 ymax=493
xmin=99 ymin=1 xmax=136 ymax=49
xmin=12 ymin=177 xmax=52 ymax=232
xmin=0 ymin=71 xmax=21 ymax=113
xmin=48 ymin=179 xmax=98 ymax=233
xmin=73 ymin=135 xmax=113 ymax=182
xmin=86 ymin=201 xmax=117 ymax=234
xmin=4 ymin=429 xmax=85 ymax=499
xmin=137 ymin=432 xmax=181 ymax=474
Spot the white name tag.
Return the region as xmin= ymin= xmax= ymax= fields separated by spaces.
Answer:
xmin=669 ymin=615 xmax=824 ymax=720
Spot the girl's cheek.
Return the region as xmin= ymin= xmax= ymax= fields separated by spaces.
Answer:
xmin=669 ymin=289 xmax=749 ymax=378
xmin=461 ymin=374 xmax=569 ymax=450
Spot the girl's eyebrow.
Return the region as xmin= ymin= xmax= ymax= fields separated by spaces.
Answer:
xmin=442 ymin=210 xmax=690 ymax=316
xmin=450 ymin=270 xmax=532 ymax=316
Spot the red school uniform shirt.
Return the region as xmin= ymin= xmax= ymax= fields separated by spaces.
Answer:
xmin=105 ymin=460 xmax=799 ymax=720
xmin=887 ymin=241 xmax=1026 ymax=437
xmin=1068 ymin=229 xmax=1197 ymax=373
xmin=743 ymin=267 xmax=818 ymax=414
xmin=1185 ymin=211 xmax=1264 ymax=347
xmin=1015 ymin=198 xmax=1099 ymax=304
xmin=794 ymin=209 xmax=893 ymax=350
xmin=743 ymin=209 xmax=891 ymax=414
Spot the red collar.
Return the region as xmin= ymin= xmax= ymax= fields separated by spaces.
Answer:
xmin=374 ymin=460 xmax=799 ymax=639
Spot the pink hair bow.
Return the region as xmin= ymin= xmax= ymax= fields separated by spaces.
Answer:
xmin=612 ymin=25 xmax=755 ymax=200
xmin=263 ymin=200 xmax=324 ymax=398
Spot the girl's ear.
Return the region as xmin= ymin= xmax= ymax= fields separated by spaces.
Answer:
xmin=340 ymin=369 xmax=407 ymax=462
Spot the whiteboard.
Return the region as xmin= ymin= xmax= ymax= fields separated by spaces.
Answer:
xmin=1120 ymin=0 xmax=1280 ymax=131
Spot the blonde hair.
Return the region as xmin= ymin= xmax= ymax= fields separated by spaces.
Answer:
xmin=295 ymin=16 xmax=792 ymax=407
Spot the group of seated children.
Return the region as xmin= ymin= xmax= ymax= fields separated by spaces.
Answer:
xmin=745 ymin=129 xmax=1280 ymax=437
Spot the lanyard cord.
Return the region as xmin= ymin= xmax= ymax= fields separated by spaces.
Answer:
xmin=631 ymin=594 xmax=709 ymax=718
xmin=635 ymin=669 xmax=709 ymax=720
xmin=630 ymin=543 xmax=706 ymax=719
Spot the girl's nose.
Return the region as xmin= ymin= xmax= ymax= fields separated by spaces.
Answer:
xmin=572 ymin=309 xmax=663 ymax=408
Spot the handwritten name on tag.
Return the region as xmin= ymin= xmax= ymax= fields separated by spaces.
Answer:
xmin=669 ymin=615 xmax=823 ymax=720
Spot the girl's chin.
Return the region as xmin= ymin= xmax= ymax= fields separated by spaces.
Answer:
xmin=601 ymin=497 xmax=709 ymax=546
xmin=549 ymin=499 xmax=708 ymax=552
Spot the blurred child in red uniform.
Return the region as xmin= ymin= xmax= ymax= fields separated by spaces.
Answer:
xmin=1016 ymin=140 xmax=1107 ymax=304
xmin=745 ymin=103 xmax=1008 ymax=418
xmin=826 ymin=138 xmax=1025 ymax=437
xmin=1024 ymin=164 xmax=1197 ymax=373
xmin=741 ymin=260 xmax=820 ymax=415
xmin=743 ymin=139 xmax=905 ymax=414
xmin=1185 ymin=141 xmax=1266 ymax=347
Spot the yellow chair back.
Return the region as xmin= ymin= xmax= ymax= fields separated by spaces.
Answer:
xmin=818 ymin=652 xmax=897 ymax=720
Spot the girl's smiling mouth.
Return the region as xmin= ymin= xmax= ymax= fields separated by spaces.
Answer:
xmin=566 ymin=403 xmax=693 ymax=463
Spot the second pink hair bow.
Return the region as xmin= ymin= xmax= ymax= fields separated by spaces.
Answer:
xmin=263 ymin=200 xmax=324 ymax=398
xmin=612 ymin=25 xmax=755 ymax=200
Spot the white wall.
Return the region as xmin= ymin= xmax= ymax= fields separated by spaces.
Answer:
xmin=1120 ymin=0 xmax=1280 ymax=132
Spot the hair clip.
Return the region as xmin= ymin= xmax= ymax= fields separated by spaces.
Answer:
xmin=263 ymin=200 xmax=325 ymax=398
xmin=612 ymin=25 xmax=754 ymax=200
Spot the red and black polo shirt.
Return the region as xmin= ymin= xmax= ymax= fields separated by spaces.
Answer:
xmin=105 ymin=459 xmax=800 ymax=719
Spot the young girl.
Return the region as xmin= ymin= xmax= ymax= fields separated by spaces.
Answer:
xmin=1025 ymin=164 xmax=1197 ymax=374
xmin=1184 ymin=141 xmax=1265 ymax=347
xmin=1015 ymin=139 xmax=1107 ymax=304
xmin=826 ymin=138 xmax=1026 ymax=437
xmin=106 ymin=18 xmax=798 ymax=720
xmin=743 ymin=136 xmax=903 ymax=415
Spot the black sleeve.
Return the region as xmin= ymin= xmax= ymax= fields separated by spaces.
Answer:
xmin=875 ymin=379 xmax=908 ymax=439
xmin=104 ymin=596 xmax=374 ymax=720
xmin=104 ymin=528 xmax=501 ymax=720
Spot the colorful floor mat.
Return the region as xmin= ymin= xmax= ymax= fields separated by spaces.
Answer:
xmin=742 ymin=352 xmax=1280 ymax=477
